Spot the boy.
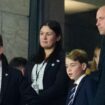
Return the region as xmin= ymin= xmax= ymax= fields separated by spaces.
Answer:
xmin=65 ymin=49 xmax=97 ymax=105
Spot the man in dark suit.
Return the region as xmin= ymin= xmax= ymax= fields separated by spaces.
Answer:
xmin=92 ymin=5 xmax=105 ymax=105
xmin=0 ymin=35 xmax=40 ymax=105
xmin=65 ymin=49 xmax=97 ymax=105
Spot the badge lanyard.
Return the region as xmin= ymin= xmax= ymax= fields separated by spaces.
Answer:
xmin=32 ymin=61 xmax=45 ymax=94
xmin=36 ymin=61 xmax=45 ymax=82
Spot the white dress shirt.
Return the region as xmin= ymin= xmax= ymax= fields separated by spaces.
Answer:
xmin=74 ymin=74 xmax=86 ymax=95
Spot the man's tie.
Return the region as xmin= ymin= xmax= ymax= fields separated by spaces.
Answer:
xmin=66 ymin=84 xmax=77 ymax=105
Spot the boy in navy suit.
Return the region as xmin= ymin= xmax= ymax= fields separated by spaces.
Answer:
xmin=65 ymin=49 xmax=97 ymax=105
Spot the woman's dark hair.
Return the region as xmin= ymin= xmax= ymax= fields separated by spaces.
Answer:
xmin=32 ymin=20 xmax=63 ymax=63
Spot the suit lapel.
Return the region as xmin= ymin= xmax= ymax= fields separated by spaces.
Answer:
xmin=45 ymin=58 xmax=61 ymax=72
xmin=74 ymin=76 xmax=86 ymax=102
xmin=0 ymin=63 xmax=9 ymax=102
xmin=29 ymin=62 xmax=35 ymax=84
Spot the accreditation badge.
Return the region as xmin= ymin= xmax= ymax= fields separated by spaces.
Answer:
xmin=33 ymin=84 xmax=39 ymax=94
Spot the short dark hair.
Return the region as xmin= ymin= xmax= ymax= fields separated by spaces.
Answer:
xmin=9 ymin=57 xmax=27 ymax=68
xmin=0 ymin=35 xmax=3 ymax=46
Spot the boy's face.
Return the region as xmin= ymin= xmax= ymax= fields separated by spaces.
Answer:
xmin=65 ymin=58 xmax=86 ymax=81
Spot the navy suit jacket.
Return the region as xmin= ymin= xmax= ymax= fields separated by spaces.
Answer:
xmin=0 ymin=54 xmax=40 ymax=105
xmin=92 ymin=37 xmax=105 ymax=105
xmin=67 ymin=75 xmax=98 ymax=105
xmin=25 ymin=50 xmax=70 ymax=105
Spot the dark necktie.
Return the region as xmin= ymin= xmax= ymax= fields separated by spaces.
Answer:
xmin=66 ymin=84 xmax=77 ymax=105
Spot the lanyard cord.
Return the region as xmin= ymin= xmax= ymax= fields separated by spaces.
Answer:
xmin=36 ymin=61 xmax=45 ymax=81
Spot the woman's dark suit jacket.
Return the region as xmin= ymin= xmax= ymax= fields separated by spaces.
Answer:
xmin=25 ymin=50 xmax=70 ymax=105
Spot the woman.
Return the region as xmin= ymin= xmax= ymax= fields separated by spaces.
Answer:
xmin=25 ymin=20 xmax=69 ymax=105
xmin=89 ymin=45 xmax=101 ymax=72
xmin=92 ymin=46 xmax=101 ymax=70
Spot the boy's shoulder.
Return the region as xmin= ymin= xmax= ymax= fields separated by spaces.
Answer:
xmin=82 ymin=74 xmax=98 ymax=88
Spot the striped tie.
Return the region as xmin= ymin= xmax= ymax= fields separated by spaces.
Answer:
xmin=67 ymin=84 xmax=77 ymax=105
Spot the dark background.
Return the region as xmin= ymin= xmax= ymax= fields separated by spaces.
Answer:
xmin=64 ymin=9 xmax=101 ymax=60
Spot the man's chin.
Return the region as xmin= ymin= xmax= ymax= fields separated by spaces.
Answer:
xmin=100 ymin=32 xmax=105 ymax=36
xmin=99 ymin=31 xmax=105 ymax=35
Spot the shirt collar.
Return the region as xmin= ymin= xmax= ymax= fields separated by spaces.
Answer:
xmin=74 ymin=74 xmax=86 ymax=85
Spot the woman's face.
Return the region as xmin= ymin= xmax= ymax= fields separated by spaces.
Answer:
xmin=94 ymin=48 xmax=101 ymax=67
xmin=39 ymin=26 xmax=60 ymax=49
